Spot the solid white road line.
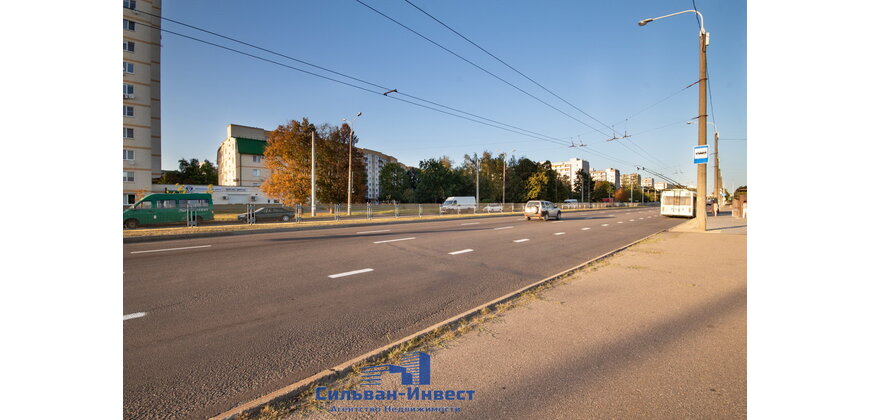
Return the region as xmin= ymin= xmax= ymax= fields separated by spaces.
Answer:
xmin=328 ymin=268 xmax=374 ymax=278
xmin=494 ymin=226 xmax=515 ymax=230
xmin=130 ymin=245 xmax=212 ymax=254
xmin=123 ymin=312 xmax=147 ymax=321
xmin=356 ymin=229 xmax=391 ymax=234
xmin=554 ymin=232 xmax=566 ymax=235
xmin=513 ymin=239 xmax=530 ymax=243
xmin=448 ymin=249 xmax=474 ymax=255
xmin=581 ymin=227 xmax=591 ymax=230
xmin=373 ymin=237 xmax=416 ymax=244
xmin=460 ymin=222 xmax=480 ymax=225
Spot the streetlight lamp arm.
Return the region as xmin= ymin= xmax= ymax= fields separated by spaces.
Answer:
xmin=638 ymin=9 xmax=705 ymax=34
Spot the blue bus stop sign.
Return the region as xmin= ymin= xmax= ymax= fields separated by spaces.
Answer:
xmin=693 ymin=145 xmax=709 ymax=164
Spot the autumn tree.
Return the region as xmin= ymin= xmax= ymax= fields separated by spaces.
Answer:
xmin=261 ymin=118 xmax=367 ymax=206
xmin=379 ymin=162 xmax=408 ymax=202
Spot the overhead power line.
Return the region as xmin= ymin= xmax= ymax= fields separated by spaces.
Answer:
xmin=353 ymin=0 xmax=613 ymax=139
xmin=402 ymin=0 xmax=614 ymax=133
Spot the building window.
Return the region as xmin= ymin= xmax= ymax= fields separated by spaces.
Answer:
xmin=124 ymin=106 xmax=134 ymax=117
xmin=123 ymin=40 xmax=135 ymax=52
xmin=123 ymin=62 xmax=134 ymax=73
xmin=252 ymin=169 xmax=261 ymax=177
xmin=124 ymin=194 xmax=137 ymax=205
xmin=124 ymin=0 xmax=137 ymax=10
xmin=124 ymin=171 xmax=135 ymax=182
xmin=123 ymin=84 xmax=134 ymax=96
xmin=123 ymin=19 xmax=136 ymax=31
xmin=124 ymin=127 xmax=134 ymax=138
xmin=252 ymin=155 xmax=263 ymax=163
xmin=123 ymin=149 xmax=135 ymax=160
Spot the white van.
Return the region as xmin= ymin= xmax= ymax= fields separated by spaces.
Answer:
xmin=440 ymin=196 xmax=477 ymax=213
xmin=660 ymin=189 xmax=696 ymax=217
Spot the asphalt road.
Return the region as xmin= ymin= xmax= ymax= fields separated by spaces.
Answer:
xmin=123 ymin=206 xmax=683 ymax=419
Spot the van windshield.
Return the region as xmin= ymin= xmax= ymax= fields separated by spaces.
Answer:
xmin=443 ymin=200 xmax=456 ymax=206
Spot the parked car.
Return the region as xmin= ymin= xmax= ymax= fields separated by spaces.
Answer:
xmin=524 ymin=200 xmax=561 ymax=221
xmin=483 ymin=204 xmax=503 ymax=212
xmin=237 ymin=207 xmax=295 ymax=223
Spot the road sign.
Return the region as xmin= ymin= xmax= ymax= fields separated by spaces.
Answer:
xmin=693 ymin=145 xmax=709 ymax=164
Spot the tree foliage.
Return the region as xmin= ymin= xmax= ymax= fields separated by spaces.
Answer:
xmin=156 ymin=158 xmax=218 ymax=185
xmin=261 ymin=118 xmax=367 ymax=206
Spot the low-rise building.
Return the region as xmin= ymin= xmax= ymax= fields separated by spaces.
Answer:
xmin=217 ymin=124 xmax=270 ymax=187
xmin=642 ymin=177 xmax=655 ymax=188
xmin=654 ymin=181 xmax=675 ymax=191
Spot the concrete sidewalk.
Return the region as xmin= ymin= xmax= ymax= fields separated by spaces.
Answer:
xmin=304 ymin=218 xmax=746 ymax=419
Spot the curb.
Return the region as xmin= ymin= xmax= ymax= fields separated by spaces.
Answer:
xmin=210 ymin=222 xmax=674 ymax=420
xmin=123 ymin=205 xmax=657 ymax=244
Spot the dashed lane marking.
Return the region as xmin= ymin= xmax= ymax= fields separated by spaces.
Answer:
xmin=328 ymin=268 xmax=374 ymax=278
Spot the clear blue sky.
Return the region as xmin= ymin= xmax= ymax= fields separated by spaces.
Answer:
xmin=159 ymin=0 xmax=746 ymax=190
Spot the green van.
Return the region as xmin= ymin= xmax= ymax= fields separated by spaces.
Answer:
xmin=123 ymin=193 xmax=214 ymax=229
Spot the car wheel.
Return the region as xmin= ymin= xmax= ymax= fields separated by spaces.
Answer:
xmin=124 ymin=219 xmax=139 ymax=229
xmin=526 ymin=216 xmax=531 ymax=221
xmin=543 ymin=212 xmax=549 ymax=221
xmin=282 ymin=215 xmax=290 ymax=222
xmin=556 ymin=211 xmax=561 ymax=220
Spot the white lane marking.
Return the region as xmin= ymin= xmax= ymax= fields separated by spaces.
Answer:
xmin=328 ymin=268 xmax=374 ymax=278
xmin=513 ymin=239 xmax=530 ymax=243
xmin=554 ymin=232 xmax=566 ymax=236
xmin=617 ymin=221 xmax=623 ymax=224
xmin=130 ymin=245 xmax=211 ymax=254
xmin=356 ymin=229 xmax=391 ymax=234
xmin=630 ymin=219 xmax=635 ymax=221
xmin=551 ymin=220 xmax=565 ymax=224
xmin=448 ymin=249 xmax=474 ymax=255
xmin=460 ymin=222 xmax=480 ymax=225
xmin=493 ymin=226 xmax=515 ymax=230
xmin=601 ymin=223 xmax=610 ymax=227
xmin=373 ymin=237 xmax=416 ymax=244
xmin=123 ymin=312 xmax=147 ymax=321
xmin=581 ymin=227 xmax=591 ymax=230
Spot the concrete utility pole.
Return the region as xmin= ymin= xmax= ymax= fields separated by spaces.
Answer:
xmin=714 ymin=130 xmax=722 ymax=207
xmin=639 ymin=9 xmax=709 ymax=231
xmin=311 ymin=131 xmax=316 ymax=217
xmin=475 ymin=154 xmax=480 ymax=207
xmin=344 ymin=112 xmax=362 ymax=217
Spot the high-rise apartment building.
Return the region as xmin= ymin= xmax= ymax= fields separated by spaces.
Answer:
xmin=642 ymin=177 xmax=655 ymax=188
xmin=620 ymin=173 xmax=641 ymax=190
xmin=550 ymin=158 xmax=589 ymax=191
xmin=122 ymin=0 xmax=162 ymax=205
xmin=359 ymin=148 xmax=399 ymax=201
xmin=591 ymin=168 xmax=621 ymax=189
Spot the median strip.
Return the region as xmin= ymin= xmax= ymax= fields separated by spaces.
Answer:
xmin=123 ymin=312 xmax=147 ymax=321
xmin=328 ymin=268 xmax=374 ymax=279
xmin=448 ymin=249 xmax=474 ymax=255
xmin=372 ymin=237 xmax=416 ymax=244
xmin=129 ymin=245 xmax=212 ymax=254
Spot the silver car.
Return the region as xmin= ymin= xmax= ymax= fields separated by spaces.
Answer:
xmin=524 ymin=200 xmax=561 ymax=221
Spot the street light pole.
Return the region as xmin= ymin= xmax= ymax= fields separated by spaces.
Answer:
xmin=640 ymin=9 xmax=709 ymax=231
xmin=501 ymin=149 xmax=515 ymax=207
xmin=344 ymin=112 xmax=362 ymax=217
xmin=311 ymin=131 xmax=316 ymax=217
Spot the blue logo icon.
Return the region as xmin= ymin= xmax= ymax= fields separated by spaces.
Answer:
xmin=360 ymin=352 xmax=431 ymax=386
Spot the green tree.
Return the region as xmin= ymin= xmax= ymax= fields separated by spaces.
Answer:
xmin=156 ymin=158 xmax=218 ymax=185
xmin=379 ymin=162 xmax=408 ymax=202
xmin=573 ymin=169 xmax=593 ymax=202
xmin=591 ymin=181 xmax=615 ymax=201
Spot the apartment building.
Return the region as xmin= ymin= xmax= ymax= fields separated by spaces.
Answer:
xmin=642 ymin=177 xmax=655 ymax=188
xmin=122 ymin=0 xmax=162 ymax=205
xmin=655 ymin=181 xmax=675 ymax=191
xmin=590 ymin=168 xmax=621 ymax=189
xmin=620 ymin=173 xmax=641 ymax=190
xmin=216 ymin=124 xmax=270 ymax=187
xmin=359 ymin=148 xmax=399 ymax=201
xmin=550 ymin=158 xmax=589 ymax=191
